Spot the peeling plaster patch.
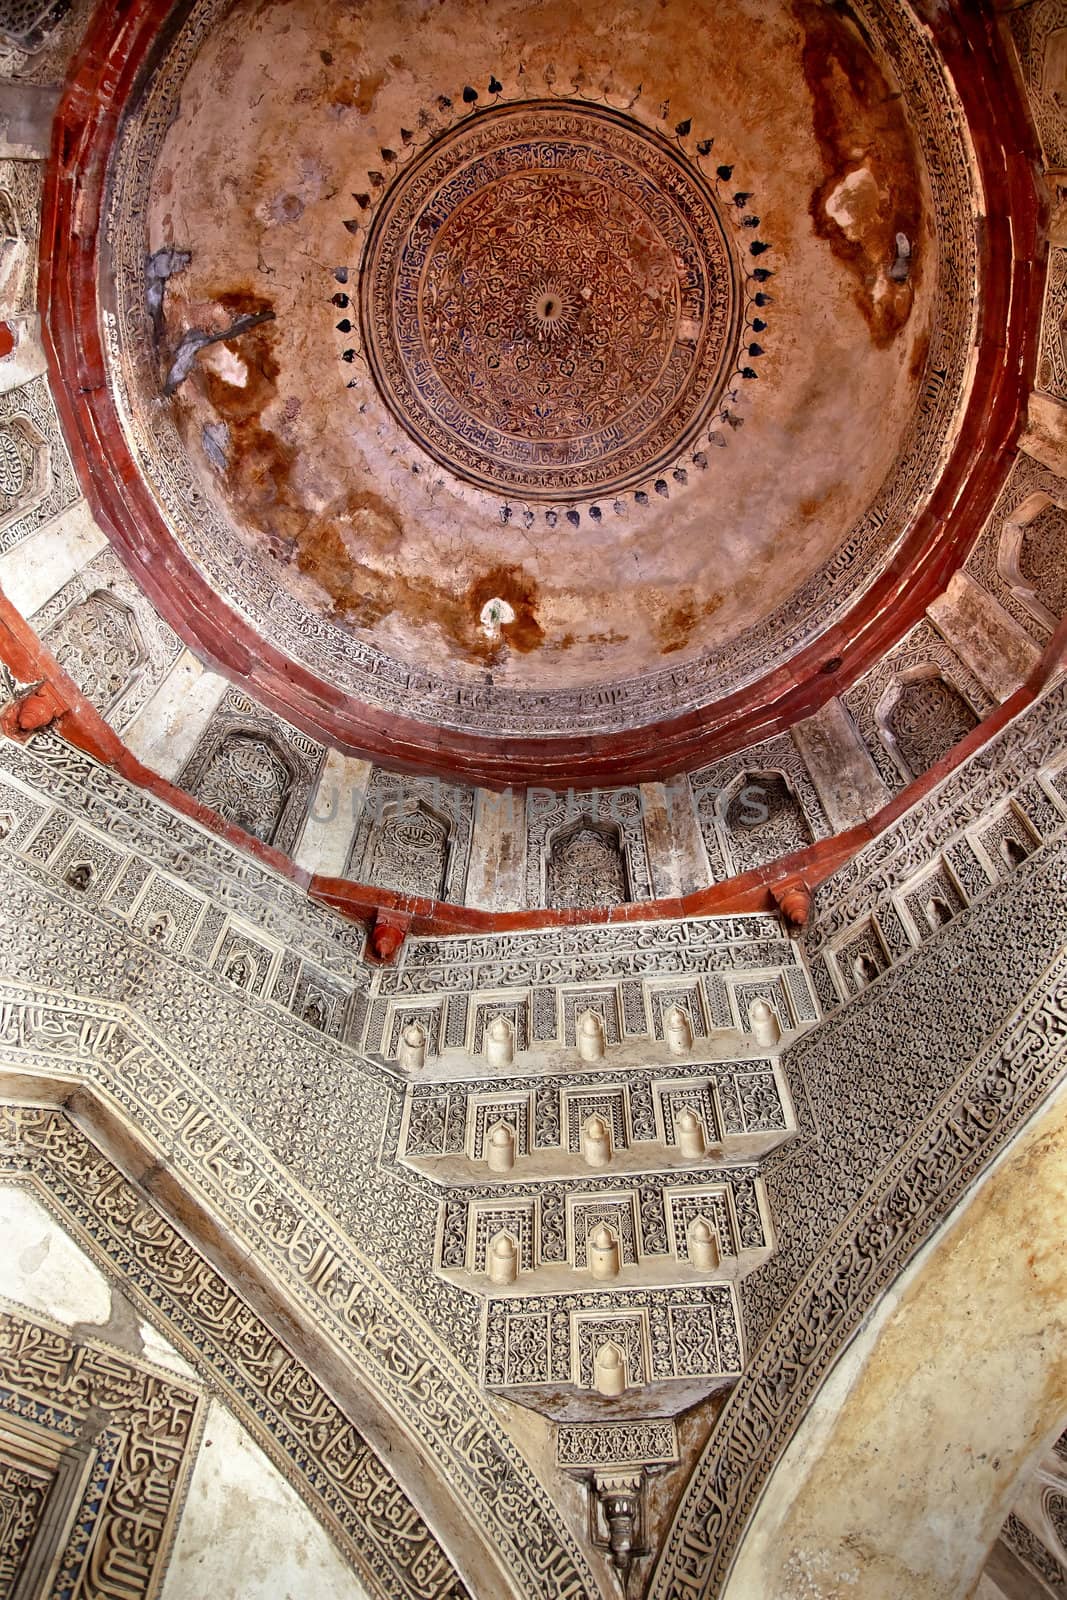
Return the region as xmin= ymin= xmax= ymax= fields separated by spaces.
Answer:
xmin=796 ymin=0 xmax=924 ymax=346
xmin=824 ymin=167 xmax=881 ymax=238
xmin=480 ymin=595 xmax=516 ymax=642
xmin=201 ymin=343 xmax=248 ymax=387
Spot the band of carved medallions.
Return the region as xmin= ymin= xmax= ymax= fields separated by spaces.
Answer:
xmin=0 ymin=1115 xmax=468 ymax=1600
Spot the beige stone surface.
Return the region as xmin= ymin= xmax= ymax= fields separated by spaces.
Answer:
xmin=293 ymin=748 xmax=372 ymax=876
xmin=466 ymin=786 xmax=528 ymax=908
xmin=928 ymin=573 xmax=1042 ymax=702
xmin=641 ymin=779 xmax=711 ymax=896
xmin=1020 ymin=391 xmax=1067 ymax=478
xmin=0 ymin=1185 xmax=113 ymax=1326
xmin=726 ymin=1076 xmax=1067 ymax=1600
xmin=161 ymin=1402 xmax=372 ymax=1600
xmin=0 ymin=498 xmax=107 ymax=617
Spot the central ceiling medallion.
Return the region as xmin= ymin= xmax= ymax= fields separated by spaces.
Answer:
xmin=359 ymin=101 xmax=743 ymax=501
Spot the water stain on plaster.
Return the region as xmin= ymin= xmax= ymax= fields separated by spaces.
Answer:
xmin=178 ymin=300 xmax=549 ymax=665
xmin=799 ymin=483 xmax=843 ymax=521
xmin=795 ymin=0 xmax=923 ymax=347
xmin=654 ymin=590 xmax=725 ymax=654
xmin=150 ymin=0 xmax=942 ymax=696
xmin=332 ymin=69 xmax=387 ymax=114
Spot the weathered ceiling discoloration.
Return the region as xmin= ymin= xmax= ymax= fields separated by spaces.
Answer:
xmin=146 ymin=0 xmax=934 ymax=689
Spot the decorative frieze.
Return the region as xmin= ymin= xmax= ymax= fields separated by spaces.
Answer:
xmin=397 ymin=1057 xmax=795 ymax=1178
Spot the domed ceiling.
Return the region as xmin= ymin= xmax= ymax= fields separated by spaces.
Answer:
xmin=48 ymin=0 xmax=1018 ymax=781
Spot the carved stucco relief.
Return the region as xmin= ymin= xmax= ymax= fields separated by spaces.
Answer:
xmin=30 ymin=547 xmax=182 ymax=732
xmin=966 ymin=451 xmax=1067 ymax=646
xmin=0 ymin=1295 xmax=204 ymax=1599
xmin=841 ymin=617 xmax=993 ymax=792
xmin=178 ymin=685 xmax=326 ymax=855
xmin=346 ymin=767 xmax=474 ymax=903
xmin=0 ymin=377 xmax=78 ymax=556
xmin=1010 ymin=0 xmax=1067 ymax=169
xmin=690 ymin=732 xmax=830 ymax=881
xmin=651 ymin=851 xmax=1067 ymax=1596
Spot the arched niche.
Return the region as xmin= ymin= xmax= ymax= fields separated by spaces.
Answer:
xmin=190 ymin=726 xmax=299 ymax=847
xmin=361 ymin=797 xmax=453 ymax=899
xmin=545 ymin=814 xmax=630 ymax=909
xmin=43 ymin=589 xmax=146 ymax=717
xmin=875 ymin=665 xmax=981 ymax=784
xmin=998 ymin=488 xmax=1067 ymax=636
xmin=715 ymin=769 xmax=814 ymax=876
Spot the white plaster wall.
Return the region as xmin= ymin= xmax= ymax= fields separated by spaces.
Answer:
xmin=0 ymin=498 xmax=107 ymax=617
xmin=0 ymin=1183 xmax=112 ymax=1324
xmin=725 ymin=1073 xmax=1067 ymax=1600
xmin=122 ymin=649 xmax=229 ymax=778
xmin=161 ymin=1401 xmax=372 ymax=1600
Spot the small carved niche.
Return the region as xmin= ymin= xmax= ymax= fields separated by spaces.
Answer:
xmin=546 ymin=815 xmax=629 ymax=909
xmin=363 ymin=798 xmax=452 ymax=899
xmin=882 ymin=671 xmax=980 ymax=781
xmin=720 ymin=771 xmax=812 ymax=874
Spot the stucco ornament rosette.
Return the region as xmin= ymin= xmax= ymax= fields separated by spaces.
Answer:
xmin=359 ymin=102 xmax=742 ymax=501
